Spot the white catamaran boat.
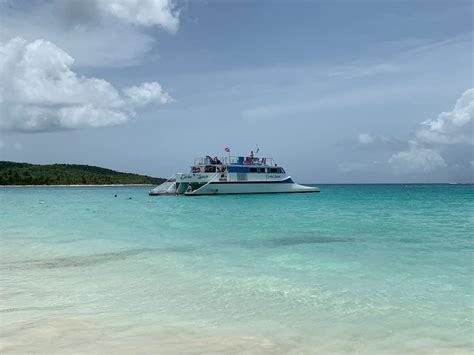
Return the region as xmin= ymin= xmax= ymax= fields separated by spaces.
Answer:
xmin=149 ymin=152 xmax=319 ymax=196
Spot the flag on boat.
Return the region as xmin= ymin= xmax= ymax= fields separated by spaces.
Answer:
xmin=224 ymin=147 xmax=230 ymax=152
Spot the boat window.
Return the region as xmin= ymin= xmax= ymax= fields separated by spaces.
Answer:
xmin=258 ymin=168 xmax=266 ymax=173
xmin=278 ymin=168 xmax=285 ymax=173
xmin=269 ymin=168 xmax=278 ymax=173
xmin=228 ymin=166 xmax=250 ymax=173
xmin=205 ymin=165 xmax=216 ymax=173
xmin=249 ymin=167 xmax=258 ymax=173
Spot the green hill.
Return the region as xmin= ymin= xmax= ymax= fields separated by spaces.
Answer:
xmin=0 ymin=161 xmax=166 ymax=185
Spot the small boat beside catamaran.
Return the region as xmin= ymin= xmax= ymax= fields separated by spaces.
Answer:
xmin=149 ymin=148 xmax=319 ymax=196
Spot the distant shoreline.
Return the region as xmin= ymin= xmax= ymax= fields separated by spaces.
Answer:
xmin=0 ymin=184 xmax=154 ymax=188
xmin=0 ymin=161 xmax=165 ymax=186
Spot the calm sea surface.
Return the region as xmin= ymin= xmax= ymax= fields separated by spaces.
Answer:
xmin=0 ymin=185 xmax=473 ymax=354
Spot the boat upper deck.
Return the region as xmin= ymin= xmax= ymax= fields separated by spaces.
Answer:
xmin=194 ymin=156 xmax=276 ymax=167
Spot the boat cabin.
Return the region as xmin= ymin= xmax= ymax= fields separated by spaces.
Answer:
xmin=184 ymin=155 xmax=287 ymax=186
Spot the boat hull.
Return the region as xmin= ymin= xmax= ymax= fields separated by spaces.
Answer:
xmin=185 ymin=181 xmax=320 ymax=195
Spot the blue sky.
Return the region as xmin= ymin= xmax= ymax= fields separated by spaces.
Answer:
xmin=0 ymin=0 xmax=472 ymax=183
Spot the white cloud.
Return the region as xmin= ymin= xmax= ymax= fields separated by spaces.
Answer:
xmin=0 ymin=0 xmax=180 ymax=67
xmin=416 ymin=88 xmax=474 ymax=145
xmin=353 ymin=133 xmax=406 ymax=152
xmin=385 ymin=88 xmax=473 ymax=173
xmin=124 ymin=82 xmax=173 ymax=106
xmin=1 ymin=14 xmax=155 ymax=68
xmin=346 ymin=90 xmax=472 ymax=176
xmin=0 ymin=38 xmax=172 ymax=132
xmin=97 ymin=0 xmax=180 ymax=33
xmin=357 ymin=133 xmax=374 ymax=145
xmin=389 ymin=142 xmax=447 ymax=174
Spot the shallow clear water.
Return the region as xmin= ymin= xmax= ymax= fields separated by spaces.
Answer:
xmin=1 ymin=185 xmax=473 ymax=354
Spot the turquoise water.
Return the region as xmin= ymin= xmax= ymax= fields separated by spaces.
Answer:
xmin=1 ymin=185 xmax=473 ymax=354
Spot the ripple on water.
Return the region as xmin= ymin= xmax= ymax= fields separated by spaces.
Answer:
xmin=0 ymin=245 xmax=197 ymax=270
xmin=269 ymin=235 xmax=355 ymax=247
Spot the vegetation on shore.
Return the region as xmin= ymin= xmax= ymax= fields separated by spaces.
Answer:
xmin=0 ymin=161 xmax=165 ymax=185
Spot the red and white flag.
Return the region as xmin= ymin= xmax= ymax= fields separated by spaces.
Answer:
xmin=224 ymin=147 xmax=230 ymax=152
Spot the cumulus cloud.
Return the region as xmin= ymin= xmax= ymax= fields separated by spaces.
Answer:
xmin=97 ymin=0 xmax=180 ymax=33
xmin=354 ymin=133 xmax=406 ymax=151
xmin=357 ymin=133 xmax=375 ymax=145
xmin=0 ymin=38 xmax=172 ymax=132
xmin=416 ymin=88 xmax=474 ymax=145
xmin=344 ymin=89 xmax=473 ymax=178
xmin=124 ymin=82 xmax=173 ymax=105
xmin=386 ymin=88 xmax=473 ymax=174
xmin=1 ymin=13 xmax=155 ymax=67
xmin=0 ymin=0 xmax=180 ymax=67
xmin=53 ymin=0 xmax=180 ymax=33
xmin=388 ymin=142 xmax=447 ymax=173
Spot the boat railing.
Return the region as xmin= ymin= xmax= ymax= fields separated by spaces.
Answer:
xmin=228 ymin=156 xmax=274 ymax=166
xmin=194 ymin=157 xmax=223 ymax=165
xmin=185 ymin=172 xmax=220 ymax=195
xmin=149 ymin=174 xmax=177 ymax=195
xmin=193 ymin=156 xmax=274 ymax=166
